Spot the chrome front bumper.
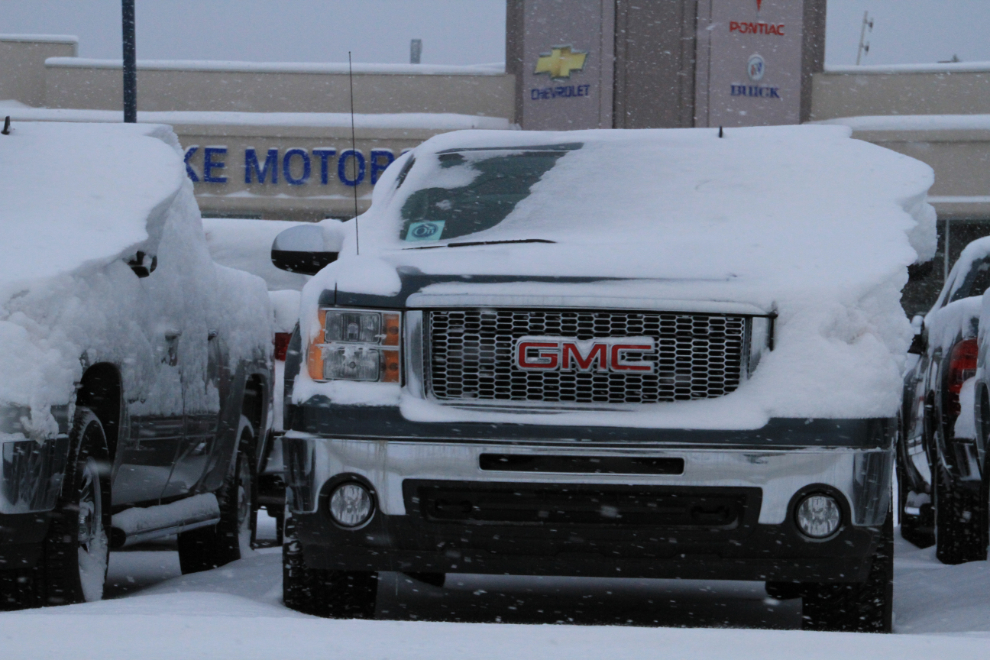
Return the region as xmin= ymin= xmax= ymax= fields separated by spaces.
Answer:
xmin=284 ymin=434 xmax=893 ymax=527
xmin=1 ymin=406 xmax=70 ymax=515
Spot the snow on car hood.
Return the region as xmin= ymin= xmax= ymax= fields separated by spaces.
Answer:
xmin=298 ymin=126 xmax=937 ymax=427
xmin=0 ymin=121 xmax=186 ymax=292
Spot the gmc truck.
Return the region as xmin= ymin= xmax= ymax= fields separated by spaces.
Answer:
xmin=272 ymin=126 xmax=937 ymax=632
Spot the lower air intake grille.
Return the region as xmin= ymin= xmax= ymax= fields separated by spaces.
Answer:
xmin=426 ymin=309 xmax=746 ymax=404
xmin=408 ymin=482 xmax=755 ymax=529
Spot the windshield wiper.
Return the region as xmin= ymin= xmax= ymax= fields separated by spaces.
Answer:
xmin=405 ymin=238 xmax=556 ymax=250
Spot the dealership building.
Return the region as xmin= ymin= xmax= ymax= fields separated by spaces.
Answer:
xmin=1 ymin=0 xmax=989 ymax=308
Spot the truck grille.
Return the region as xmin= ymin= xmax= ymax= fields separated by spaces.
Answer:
xmin=426 ymin=309 xmax=746 ymax=404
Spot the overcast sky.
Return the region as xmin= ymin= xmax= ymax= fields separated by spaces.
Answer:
xmin=0 ymin=1 xmax=987 ymax=66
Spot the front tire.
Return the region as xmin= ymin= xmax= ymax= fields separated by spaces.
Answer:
xmin=282 ymin=508 xmax=377 ymax=618
xmin=43 ymin=408 xmax=111 ymax=607
xmin=801 ymin=504 xmax=894 ymax=633
xmin=178 ymin=415 xmax=256 ymax=574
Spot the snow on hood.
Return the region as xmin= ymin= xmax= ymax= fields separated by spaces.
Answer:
xmin=0 ymin=121 xmax=185 ymax=294
xmin=298 ymin=126 xmax=937 ymax=426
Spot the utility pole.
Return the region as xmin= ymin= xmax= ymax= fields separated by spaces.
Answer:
xmin=856 ymin=11 xmax=873 ymax=66
xmin=122 ymin=0 xmax=137 ymax=122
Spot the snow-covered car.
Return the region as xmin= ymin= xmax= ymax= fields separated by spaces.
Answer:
xmin=899 ymin=237 xmax=990 ymax=562
xmin=966 ymin=260 xmax=990 ymax=563
xmin=273 ymin=126 xmax=936 ymax=632
xmin=203 ymin=217 xmax=310 ymax=541
xmin=0 ymin=122 xmax=272 ymax=609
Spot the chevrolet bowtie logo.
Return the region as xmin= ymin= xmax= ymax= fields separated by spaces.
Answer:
xmin=534 ymin=45 xmax=588 ymax=80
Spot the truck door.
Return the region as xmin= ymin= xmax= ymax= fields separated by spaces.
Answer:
xmin=112 ymin=330 xmax=185 ymax=506
xmin=161 ymin=329 xmax=225 ymax=498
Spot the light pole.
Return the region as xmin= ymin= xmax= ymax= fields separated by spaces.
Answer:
xmin=122 ymin=0 xmax=137 ymax=122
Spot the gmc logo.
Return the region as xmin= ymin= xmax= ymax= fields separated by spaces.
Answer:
xmin=515 ymin=337 xmax=656 ymax=373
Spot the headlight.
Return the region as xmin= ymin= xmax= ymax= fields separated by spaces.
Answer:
xmin=307 ymin=308 xmax=401 ymax=382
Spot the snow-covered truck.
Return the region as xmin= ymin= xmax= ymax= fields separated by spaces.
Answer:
xmin=0 ymin=122 xmax=272 ymax=608
xmin=272 ymin=126 xmax=936 ymax=632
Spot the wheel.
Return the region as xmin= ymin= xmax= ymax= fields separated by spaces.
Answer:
xmin=42 ymin=408 xmax=111 ymax=607
xmin=801 ymin=503 xmax=894 ymax=633
xmin=933 ymin=455 xmax=986 ymax=564
xmin=282 ymin=507 xmax=377 ymax=618
xmin=177 ymin=415 xmax=256 ymax=574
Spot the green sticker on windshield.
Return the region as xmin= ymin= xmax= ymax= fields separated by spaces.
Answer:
xmin=405 ymin=220 xmax=445 ymax=242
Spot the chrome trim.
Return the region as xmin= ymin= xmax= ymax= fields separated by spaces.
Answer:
xmin=406 ymin=293 xmax=770 ymax=316
xmin=110 ymin=493 xmax=221 ymax=547
xmin=424 ymin=309 xmax=748 ymax=406
xmin=284 ymin=433 xmax=893 ymax=527
xmin=116 ymin=517 xmax=219 ymax=547
xmin=404 ymin=310 xmax=425 ymax=399
xmin=1 ymin=435 xmax=70 ymax=514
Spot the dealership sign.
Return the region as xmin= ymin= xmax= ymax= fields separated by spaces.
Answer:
xmin=183 ymin=146 xmax=397 ymax=187
xmin=696 ymin=0 xmax=805 ymax=127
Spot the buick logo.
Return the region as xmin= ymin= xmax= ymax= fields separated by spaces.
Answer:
xmin=515 ymin=337 xmax=655 ymax=373
xmin=747 ymin=54 xmax=766 ymax=81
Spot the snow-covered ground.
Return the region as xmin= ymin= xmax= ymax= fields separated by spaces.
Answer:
xmin=1 ymin=524 xmax=988 ymax=659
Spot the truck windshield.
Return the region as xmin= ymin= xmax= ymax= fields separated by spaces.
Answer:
xmin=398 ymin=143 xmax=581 ymax=243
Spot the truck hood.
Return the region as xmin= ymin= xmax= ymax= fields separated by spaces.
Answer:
xmin=325 ymin=260 xmax=772 ymax=316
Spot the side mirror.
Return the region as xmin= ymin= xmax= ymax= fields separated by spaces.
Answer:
xmin=910 ymin=315 xmax=924 ymax=336
xmin=908 ymin=316 xmax=926 ymax=355
xmin=127 ymin=251 xmax=157 ymax=278
xmin=271 ymin=222 xmax=345 ymax=275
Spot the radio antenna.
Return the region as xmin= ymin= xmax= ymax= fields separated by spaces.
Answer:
xmin=348 ymin=51 xmax=360 ymax=255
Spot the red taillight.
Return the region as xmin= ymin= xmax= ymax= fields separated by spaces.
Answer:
xmin=274 ymin=332 xmax=292 ymax=362
xmin=947 ymin=338 xmax=978 ymax=418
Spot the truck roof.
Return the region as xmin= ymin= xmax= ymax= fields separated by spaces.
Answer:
xmin=0 ymin=120 xmax=185 ymax=289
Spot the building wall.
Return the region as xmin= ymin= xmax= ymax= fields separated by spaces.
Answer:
xmin=811 ymin=64 xmax=990 ymax=120
xmin=0 ymin=36 xmax=76 ymax=107
xmin=506 ymin=0 xmax=615 ymax=130
xmin=842 ymin=125 xmax=990 ymax=219
xmin=179 ymin=123 xmax=454 ymax=221
xmin=43 ymin=59 xmax=516 ymax=118
xmin=612 ymin=0 xmax=697 ymax=129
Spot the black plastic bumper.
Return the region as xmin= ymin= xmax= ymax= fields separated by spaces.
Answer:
xmin=294 ymin=499 xmax=883 ymax=584
xmin=0 ymin=513 xmax=50 ymax=571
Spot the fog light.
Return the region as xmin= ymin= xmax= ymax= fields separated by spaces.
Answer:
xmin=329 ymin=482 xmax=374 ymax=528
xmin=795 ymin=493 xmax=842 ymax=538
